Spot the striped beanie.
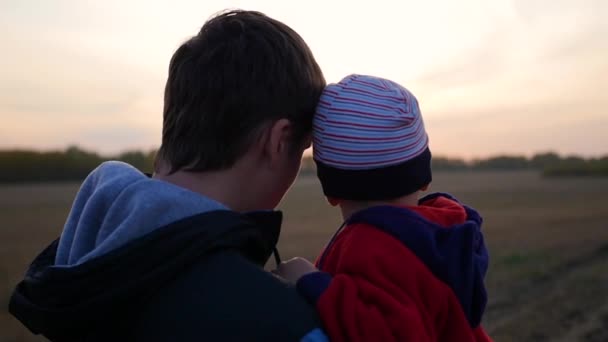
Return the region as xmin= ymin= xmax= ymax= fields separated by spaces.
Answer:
xmin=313 ymin=74 xmax=432 ymax=201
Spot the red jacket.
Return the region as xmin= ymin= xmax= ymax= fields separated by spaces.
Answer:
xmin=297 ymin=193 xmax=491 ymax=341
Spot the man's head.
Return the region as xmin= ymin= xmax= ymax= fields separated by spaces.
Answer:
xmin=156 ymin=10 xmax=325 ymax=210
xmin=313 ymin=74 xmax=432 ymax=207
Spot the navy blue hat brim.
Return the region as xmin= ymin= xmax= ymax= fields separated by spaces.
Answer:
xmin=315 ymin=148 xmax=432 ymax=201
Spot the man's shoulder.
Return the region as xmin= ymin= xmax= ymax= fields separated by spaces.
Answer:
xmin=132 ymin=251 xmax=323 ymax=342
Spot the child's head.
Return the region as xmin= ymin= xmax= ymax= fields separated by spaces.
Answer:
xmin=312 ymin=74 xmax=431 ymax=208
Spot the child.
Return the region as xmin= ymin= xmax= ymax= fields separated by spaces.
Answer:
xmin=275 ymin=74 xmax=491 ymax=341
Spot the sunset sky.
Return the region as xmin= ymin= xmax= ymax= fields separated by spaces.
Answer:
xmin=1 ymin=0 xmax=606 ymax=158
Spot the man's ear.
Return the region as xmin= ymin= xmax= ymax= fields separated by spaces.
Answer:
xmin=420 ymin=183 xmax=430 ymax=191
xmin=265 ymin=118 xmax=292 ymax=166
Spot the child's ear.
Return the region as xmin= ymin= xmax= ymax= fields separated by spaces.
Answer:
xmin=420 ymin=184 xmax=430 ymax=191
xmin=327 ymin=197 xmax=341 ymax=206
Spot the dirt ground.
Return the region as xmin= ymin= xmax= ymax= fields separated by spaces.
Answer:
xmin=1 ymin=171 xmax=607 ymax=341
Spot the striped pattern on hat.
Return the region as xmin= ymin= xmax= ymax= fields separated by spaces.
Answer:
xmin=313 ymin=74 xmax=429 ymax=171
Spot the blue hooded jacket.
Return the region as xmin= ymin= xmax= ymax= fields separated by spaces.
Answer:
xmin=9 ymin=162 xmax=328 ymax=342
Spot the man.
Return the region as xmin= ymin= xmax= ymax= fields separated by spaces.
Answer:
xmin=9 ymin=10 xmax=328 ymax=342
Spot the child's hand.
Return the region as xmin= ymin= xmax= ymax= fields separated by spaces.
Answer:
xmin=273 ymin=257 xmax=318 ymax=283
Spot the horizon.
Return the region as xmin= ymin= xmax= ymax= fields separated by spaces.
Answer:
xmin=1 ymin=0 xmax=607 ymax=159
xmin=2 ymin=145 xmax=606 ymax=162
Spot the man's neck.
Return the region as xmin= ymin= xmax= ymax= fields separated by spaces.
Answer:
xmin=339 ymin=193 xmax=420 ymax=220
xmin=153 ymin=167 xmax=251 ymax=212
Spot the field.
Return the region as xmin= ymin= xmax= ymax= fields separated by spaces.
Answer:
xmin=1 ymin=171 xmax=608 ymax=341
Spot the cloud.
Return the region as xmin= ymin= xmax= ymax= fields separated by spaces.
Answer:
xmin=0 ymin=105 xmax=160 ymax=154
xmin=412 ymin=28 xmax=513 ymax=92
xmin=1 ymin=28 xmax=161 ymax=113
xmin=426 ymin=105 xmax=608 ymax=159
xmin=409 ymin=0 xmax=607 ymax=125
xmin=0 ymin=0 xmax=606 ymax=156
xmin=0 ymin=21 xmax=164 ymax=153
xmin=75 ymin=124 xmax=159 ymax=153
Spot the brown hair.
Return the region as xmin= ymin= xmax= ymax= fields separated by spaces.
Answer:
xmin=158 ymin=10 xmax=326 ymax=173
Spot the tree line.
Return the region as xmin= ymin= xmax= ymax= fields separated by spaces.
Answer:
xmin=431 ymin=154 xmax=608 ymax=177
xmin=0 ymin=146 xmax=156 ymax=183
xmin=302 ymin=152 xmax=608 ymax=177
xmin=0 ymin=147 xmax=606 ymax=183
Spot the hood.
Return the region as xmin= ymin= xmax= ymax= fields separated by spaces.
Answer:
xmin=346 ymin=192 xmax=489 ymax=327
xmin=9 ymin=161 xmax=283 ymax=341
xmin=406 ymin=194 xmax=468 ymax=228
xmin=55 ymin=161 xmax=228 ymax=266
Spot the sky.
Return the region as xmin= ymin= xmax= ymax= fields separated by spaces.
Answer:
xmin=1 ymin=0 xmax=607 ymax=159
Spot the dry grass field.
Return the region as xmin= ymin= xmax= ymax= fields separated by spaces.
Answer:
xmin=1 ymin=171 xmax=608 ymax=341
